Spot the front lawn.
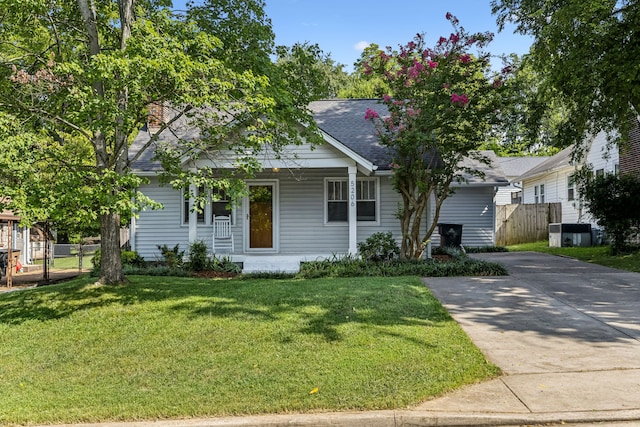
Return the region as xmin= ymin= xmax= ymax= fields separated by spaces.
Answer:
xmin=0 ymin=275 xmax=499 ymax=425
xmin=508 ymin=241 xmax=640 ymax=273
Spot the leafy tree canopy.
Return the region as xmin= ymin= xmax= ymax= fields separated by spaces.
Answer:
xmin=492 ymin=0 xmax=640 ymax=151
xmin=0 ymin=0 xmax=326 ymax=283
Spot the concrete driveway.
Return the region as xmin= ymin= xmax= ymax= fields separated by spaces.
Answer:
xmin=418 ymin=251 xmax=640 ymax=421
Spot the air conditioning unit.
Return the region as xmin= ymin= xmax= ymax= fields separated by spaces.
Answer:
xmin=549 ymin=223 xmax=592 ymax=247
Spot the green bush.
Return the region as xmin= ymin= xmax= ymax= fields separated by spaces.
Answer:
xmin=207 ymin=255 xmax=242 ymax=274
xmin=91 ymin=249 xmax=145 ymax=273
xmin=297 ymin=256 xmax=507 ymax=278
xmin=188 ymin=240 xmax=209 ymax=272
xmin=357 ymin=232 xmax=400 ymax=261
xmin=157 ymin=244 xmax=185 ymax=268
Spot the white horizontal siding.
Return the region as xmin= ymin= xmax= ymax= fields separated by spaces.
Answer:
xmin=587 ymin=131 xmax=619 ymax=173
xmin=134 ymin=177 xmax=190 ymax=260
xmin=134 ymin=172 xmax=496 ymax=257
xmin=434 ymin=186 xmax=496 ymax=247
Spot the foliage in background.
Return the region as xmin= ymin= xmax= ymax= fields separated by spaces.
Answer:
xmin=577 ymin=171 xmax=640 ymax=254
xmin=492 ymin=0 xmax=639 ymax=152
xmin=364 ymin=14 xmax=512 ymax=259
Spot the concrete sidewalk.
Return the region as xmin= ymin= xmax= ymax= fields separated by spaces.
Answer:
xmin=27 ymin=252 xmax=640 ymax=427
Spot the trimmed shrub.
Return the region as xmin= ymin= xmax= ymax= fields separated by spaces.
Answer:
xmin=357 ymin=232 xmax=400 ymax=261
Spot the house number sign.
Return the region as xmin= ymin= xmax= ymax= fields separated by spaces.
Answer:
xmin=349 ymin=178 xmax=356 ymax=207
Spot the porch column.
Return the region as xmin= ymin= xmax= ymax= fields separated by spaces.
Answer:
xmin=188 ymin=184 xmax=198 ymax=243
xmin=348 ymin=166 xmax=357 ymax=255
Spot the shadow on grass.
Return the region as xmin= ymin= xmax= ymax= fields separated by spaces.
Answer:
xmin=0 ymin=276 xmax=451 ymax=343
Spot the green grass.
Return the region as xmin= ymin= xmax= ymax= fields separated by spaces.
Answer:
xmin=34 ymin=255 xmax=94 ymax=270
xmin=507 ymin=241 xmax=640 ymax=273
xmin=0 ymin=275 xmax=499 ymax=425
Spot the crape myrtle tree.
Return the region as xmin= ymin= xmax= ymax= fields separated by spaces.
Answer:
xmin=0 ymin=0 xmax=324 ymax=284
xmin=492 ymin=0 xmax=640 ymax=151
xmin=364 ymin=13 xmax=511 ymax=259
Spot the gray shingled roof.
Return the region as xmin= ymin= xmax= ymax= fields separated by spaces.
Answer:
xmin=497 ymin=156 xmax=550 ymax=179
xmin=129 ymin=99 xmax=508 ymax=185
xmin=308 ymin=99 xmax=393 ymax=170
xmin=514 ymin=145 xmax=575 ymax=181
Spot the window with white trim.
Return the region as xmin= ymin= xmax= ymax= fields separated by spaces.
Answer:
xmin=183 ymin=186 xmax=205 ymax=224
xmin=326 ymin=178 xmax=378 ymax=223
xmin=567 ymin=174 xmax=576 ymax=201
xmin=211 ymin=188 xmax=233 ymax=223
xmin=183 ymin=186 xmax=234 ymax=225
xmin=534 ymin=184 xmax=545 ymax=204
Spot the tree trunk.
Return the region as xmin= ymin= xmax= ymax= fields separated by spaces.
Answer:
xmin=99 ymin=212 xmax=125 ymax=284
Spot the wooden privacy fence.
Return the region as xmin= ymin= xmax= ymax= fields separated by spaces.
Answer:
xmin=496 ymin=203 xmax=562 ymax=246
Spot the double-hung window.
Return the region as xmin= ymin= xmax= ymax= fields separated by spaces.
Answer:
xmin=183 ymin=186 xmax=205 ymax=224
xmin=567 ymin=174 xmax=576 ymax=201
xmin=183 ymin=186 xmax=233 ymax=224
xmin=534 ymin=184 xmax=545 ymax=204
xmin=326 ymin=178 xmax=378 ymax=223
xmin=211 ymin=188 xmax=233 ymax=223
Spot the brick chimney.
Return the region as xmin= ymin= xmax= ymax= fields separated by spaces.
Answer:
xmin=147 ymin=102 xmax=166 ymax=132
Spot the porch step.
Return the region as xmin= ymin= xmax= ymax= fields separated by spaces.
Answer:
xmin=241 ymin=257 xmax=301 ymax=274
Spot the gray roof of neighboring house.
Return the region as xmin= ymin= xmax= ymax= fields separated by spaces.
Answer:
xmin=514 ymin=145 xmax=576 ymax=181
xmin=497 ymin=156 xmax=550 ymax=179
xmin=129 ymin=99 xmax=508 ymax=185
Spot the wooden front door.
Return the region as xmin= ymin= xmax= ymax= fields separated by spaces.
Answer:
xmin=248 ymin=184 xmax=274 ymax=249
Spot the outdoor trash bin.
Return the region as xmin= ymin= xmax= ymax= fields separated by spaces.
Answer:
xmin=437 ymin=223 xmax=463 ymax=247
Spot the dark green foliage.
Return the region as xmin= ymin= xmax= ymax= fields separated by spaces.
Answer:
xmin=461 ymin=246 xmax=509 ymax=253
xmin=208 ymin=256 xmax=242 ymax=275
xmin=157 ymin=244 xmax=185 ymax=268
xmin=578 ymin=172 xmax=640 ymax=254
xmin=357 ymin=232 xmax=401 ymax=262
xmin=298 ymin=256 xmax=507 ymax=279
xmin=91 ymin=249 xmax=146 ymax=275
xmin=187 ymin=240 xmax=209 ymax=272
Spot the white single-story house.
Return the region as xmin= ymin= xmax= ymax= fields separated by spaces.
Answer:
xmin=495 ymin=156 xmax=549 ymax=205
xmin=129 ymin=99 xmax=508 ymax=272
xmin=515 ymin=130 xmax=619 ymax=226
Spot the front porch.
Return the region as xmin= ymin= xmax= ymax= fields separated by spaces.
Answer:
xmin=225 ymin=253 xmax=343 ymax=274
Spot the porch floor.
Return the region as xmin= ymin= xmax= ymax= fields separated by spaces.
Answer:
xmin=214 ymin=253 xmax=343 ymax=274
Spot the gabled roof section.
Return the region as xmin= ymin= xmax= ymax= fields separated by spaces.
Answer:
xmin=497 ymin=156 xmax=550 ymax=179
xmin=309 ymin=99 xmax=393 ymax=171
xmin=515 ymin=145 xmax=575 ymax=182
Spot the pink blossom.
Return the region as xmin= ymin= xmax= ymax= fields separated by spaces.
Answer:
xmin=388 ymin=162 xmax=401 ymax=170
xmin=438 ymin=36 xmax=447 ymax=45
xmin=364 ymin=108 xmax=379 ymax=120
xmin=428 ymin=60 xmax=438 ymax=69
xmin=449 ymin=33 xmax=460 ymax=43
xmin=451 ymin=93 xmax=469 ymax=106
xmin=492 ymin=79 xmax=503 ymax=88
xmin=407 ymin=41 xmax=417 ymax=50
xmin=445 ymin=12 xmax=453 ymax=20
xmin=383 ymin=94 xmax=392 ymax=103
xmin=460 ymin=54 xmax=472 ymax=64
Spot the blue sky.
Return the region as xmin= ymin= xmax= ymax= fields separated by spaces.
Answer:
xmin=173 ymin=1 xmax=532 ymax=72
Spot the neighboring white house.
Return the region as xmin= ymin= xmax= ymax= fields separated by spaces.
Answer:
xmin=495 ymin=156 xmax=549 ymax=205
xmin=515 ymin=131 xmax=619 ymax=226
xmin=129 ymin=99 xmax=508 ymax=272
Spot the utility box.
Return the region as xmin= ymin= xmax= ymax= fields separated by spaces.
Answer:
xmin=549 ymin=223 xmax=592 ymax=247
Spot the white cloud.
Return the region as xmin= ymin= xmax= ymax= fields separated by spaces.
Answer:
xmin=354 ymin=41 xmax=370 ymax=52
